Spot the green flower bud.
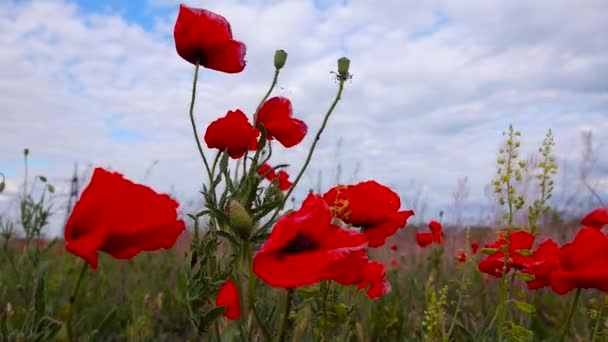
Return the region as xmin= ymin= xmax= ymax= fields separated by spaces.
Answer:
xmin=23 ymin=148 xmax=29 ymax=156
xmin=337 ymin=57 xmax=350 ymax=78
xmin=274 ymin=49 xmax=288 ymax=70
xmin=228 ymin=199 xmax=254 ymax=239
xmin=0 ymin=181 xmax=4 ymax=193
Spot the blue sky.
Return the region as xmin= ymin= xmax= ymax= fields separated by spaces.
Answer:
xmin=1 ymin=0 xmax=607 ymax=236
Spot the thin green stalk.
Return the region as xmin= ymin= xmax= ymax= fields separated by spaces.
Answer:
xmin=66 ymin=260 xmax=89 ymax=342
xmin=321 ymin=280 xmax=330 ymax=340
xmin=277 ymin=289 xmax=294 ymax=342
xmin=559 ymin=288 xmax=582 ymax=341
xmin=447 ymin=266 xmax=467 ymax=339
xmin=592 ymin=296 xmax=606 ymax=342
xmin=246 ymin=242 xmax=272 ymax=341
xmin=188 ymin=61 xmax=213 ymax=181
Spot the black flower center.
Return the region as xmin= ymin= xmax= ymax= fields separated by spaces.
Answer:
xmin=283 ymin=232 xmax=317 ymax=255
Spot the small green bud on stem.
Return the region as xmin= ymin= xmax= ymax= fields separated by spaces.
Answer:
xmin=274 ymin=49 xmax=288 ymax=70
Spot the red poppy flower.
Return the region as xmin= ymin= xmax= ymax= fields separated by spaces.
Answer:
xmin=521 ymin=239 xmax=560 ymax=290
xmin=471 ymin=242 xmax=480 ymax=254
xmin=174 ymin=4 xmax=246 ymax=73
xmin=204 ymin=110 xmax=258 ymax=159
xmin=416 ymin=233 xmax=434 ymax=247
xmin=323 ymin=181 xmax=414 ymax=247
xmin=390 ymin=244 xmax=398 ymax=251
xmin=390 ymin=258 xmax=399 ymax=268
xmin=328 ymin=249 xmax=391 ymax=299
xmin=478 ymin=230 xmax=535 ymax=278
xmin=550 ymin=228 xmax=608 ymax=295
xmin=432 ymin=230 xmax=443 ymax=244
xmin=257 ymin=164 xmax=292 ymax=191
xmin=216 ymin=278 xmax=241 ymax=320
xmin=581 ymin=208 xmax=608 ymax=230
xmin=256 ymin=97 xmax=307 ymax=148
xmin=258 ymin=163 xmax=276 ymax=180
xmin=276 ymin=171 xmax=292 ymax=191
xmin=253 ymin=194 xmax=368 ymax=288
xmin=428 ymin=220 xmax=442 ymax=232
xmin=64 ymin=168 xmax=185 ymax=269
xmin=456 ymin=251 xmax=467 ymax=263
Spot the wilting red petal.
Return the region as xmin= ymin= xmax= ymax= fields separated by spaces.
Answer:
xmin=174 ymin=4 xmax=246 ymax=72
xmin=277 ymin=171 xmax=292 ymax=191
xmin=471 ymin=242 xmax=480 ymax=254
xmin=216 ymin=278 xmax=241 ymax=320
xmin=64 ymin=168 xmax=185 ymax=269
xmin=416 ymin=233 xmax=433 ymax=248
xmin=256 ymin=97 xmax=307 ymax=148
xmin=253 ymin=194 xmax=368 ymax=288
xmin=428 ymin=220 xmax=442 ymax=232
xmin=581 ymin=208 xmax=608 ymax=230
xmin=323 ymin=181 xmax=414 ymax=247
xmin=204 ymin=110 xmax=257 ymax=159
xmin=550 ymin=228 xmax=608 ymax=295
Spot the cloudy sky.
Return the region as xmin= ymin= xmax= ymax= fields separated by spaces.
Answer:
xmin=1 ymin=0 xmax=607 ymax=235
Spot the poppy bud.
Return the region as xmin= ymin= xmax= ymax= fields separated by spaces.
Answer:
xmin=274 ymin=49 xmax=288 ymax=70
xmin=228 ymin=199 xmax=254 ymax=239
xmin=0 ymin=181 xmax=4 ymax=193
xmin=23 ymin=148 xmax=29 ymax=157
xmin=337 ymin=57 xmax=350 ymax=78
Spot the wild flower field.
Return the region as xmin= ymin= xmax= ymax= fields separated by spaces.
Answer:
xmin=1 ymin=3 xmax=607 ymax=342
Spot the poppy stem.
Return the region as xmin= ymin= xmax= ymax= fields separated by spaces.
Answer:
xmin=277 ymin=289 xmax=294 ymax=342
xmin=245 ymin=242 xmax=272 ymax=341
xmin=280 ymin=77 xmax=345 ymax=208
xmin=592 ymin=295 xmax=606 ymax=342
xmin=188 ymin=60 xmax=213 ymax=181
xmin=66 ymin=260 xmax=88 ymax=342
xmin=559 ymin=288 xmax=581 ymax=341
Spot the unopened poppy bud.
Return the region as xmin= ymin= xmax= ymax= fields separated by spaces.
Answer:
xmin=228 ymin=199 xmax=254 ymax=239
xmin=481 ymin=248 xmax=499 ymax=255
xmin=274 ymin=49 xmax=288 ymax=70
xmin=23 ymin=148 xmax=29 ymax=157
xmin=0 ymin=181 xmax=4 ymax=193
xmin=337 ymin=57 xmax=350 ymax=78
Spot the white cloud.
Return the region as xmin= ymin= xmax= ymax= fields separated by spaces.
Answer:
xmin=1 ymin=0 xmax=607 ymax=235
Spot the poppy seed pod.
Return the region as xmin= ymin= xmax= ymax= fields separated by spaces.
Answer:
xmin=228 ymin=199 xmax=254 ymax=239
xmin=274 ymin=49 xmax=288 ymax=70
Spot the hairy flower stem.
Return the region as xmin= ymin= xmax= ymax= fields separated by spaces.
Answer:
xmin=66 ymin=260 xmax=88 ymax=342
xmin=188 ymin=61 xmax=212 ymax=181
xmin=244 ymin=241 xmax=272 ymax=341
xmin=277 ymin=289 xmax=294 ymax=342
xmin=592 ymin=296 xmax=606 ymax=342
xmin=559 ymin=288 xmax=581 ymax=341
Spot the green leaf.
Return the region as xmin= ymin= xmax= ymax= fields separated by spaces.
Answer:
xmin=90 ymin=308 xmax=118 ymax=338
xmin=46 ymin=184 xmax=54 ymax=193
xmin=517 ymin=273 xmax=535 ymax=282
xmin=33 ymin=263 xmax=49 ymax=324
xmin=516 ymin=249 xmax=532 ymax=256
xmin=512 ymin=300 xmax=535 ymax=314
xmin=32 ymin=316 xmax=62 ymax=342
xmin=202 ymin=306 xmax=226 ymax=326
xmin=481 ymin=248 xmax=498 ymax=255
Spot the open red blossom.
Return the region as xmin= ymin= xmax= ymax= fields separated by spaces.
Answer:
xmin=327 ymin=249 xmax=391 ymax=299
xmin=216 ymin=278 xmax=241 ymax=320
xmin=204 ymin=110 xmax=257 ymax=159
xmin=428 ymin=220 xmax=442 ymax=232
xmin=471 ymin=242 xmax=480 ymax=254
xmin=256 ymin=97 xmax=307 ymax=148
xmin=323 ymin=181 xmax=414 ymax=247
xmin=521 ymin=239 xmax=560 ymax=290
xmin=416 ymin=233 xmax=434 ymax=247
xmin=64 ymin=168 xmax=185 ymax=269
xmin=478 ymin=230 xmax=535 ymax=278
xmin=253 ymin=194 xmax=368 ymax=288
xmin=457 ymin=251 xmax=467 ymax=263
xmin=174 ymin=4 xmax=246 ymax=72
xmin=549 ymin=228 xmax=608 ymax=295
xmin=581 ymin=208 xmax=608 ymax=230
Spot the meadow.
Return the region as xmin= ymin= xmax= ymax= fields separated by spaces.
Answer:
xmin=1 ymin=3 xmax=607 ymax=342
